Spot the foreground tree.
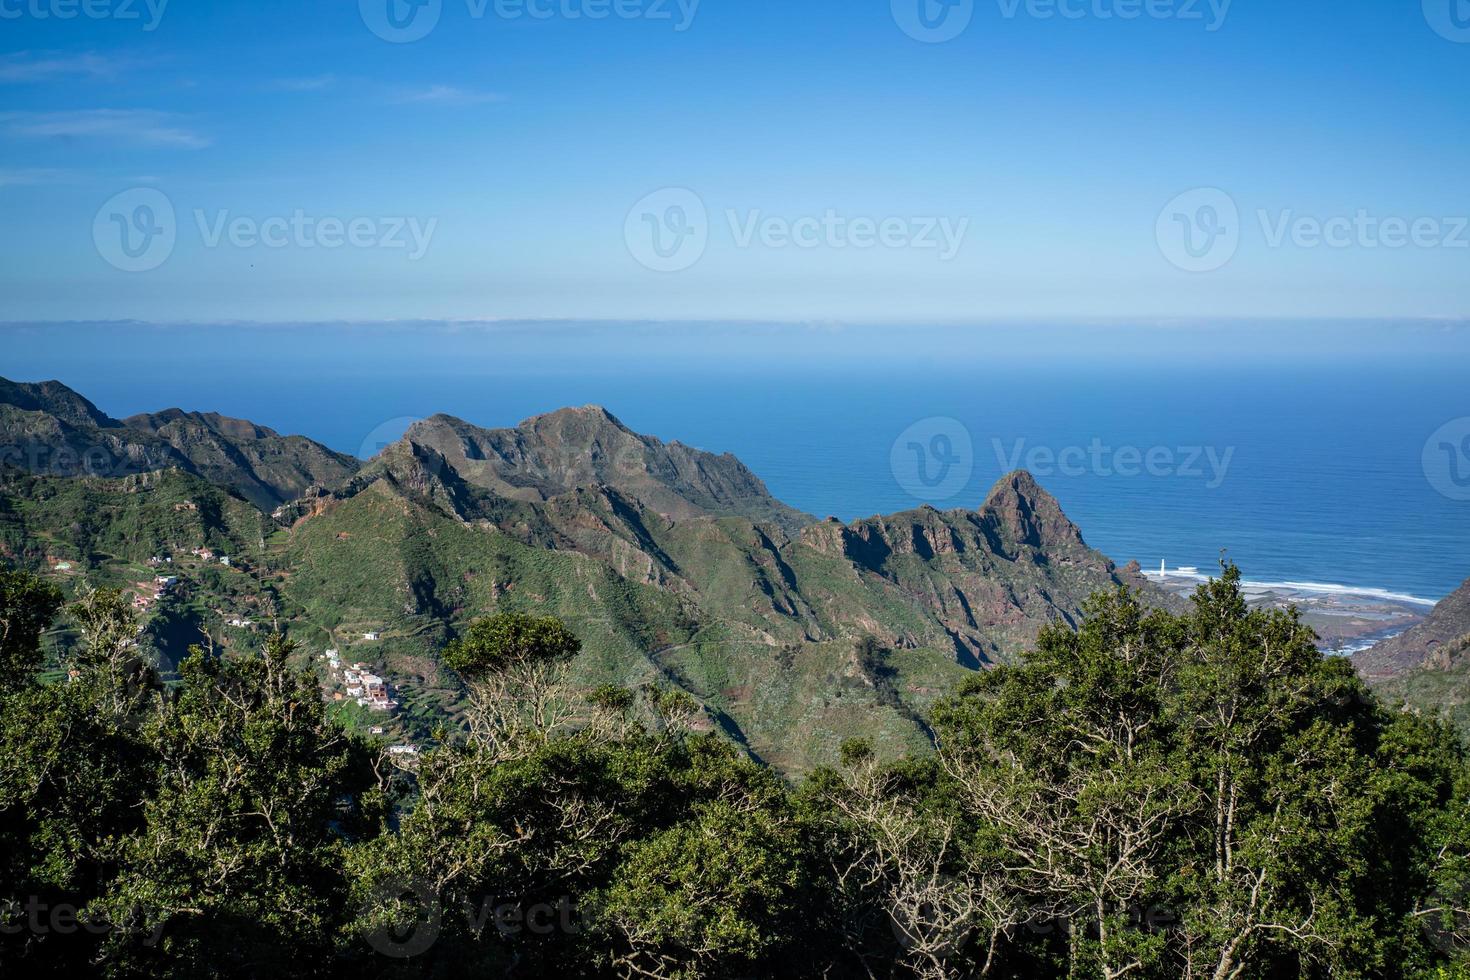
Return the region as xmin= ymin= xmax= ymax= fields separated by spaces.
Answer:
xmin=89 ymin=634 xmax=383 ymax=979
xmin=7 ymin=565 xmax=1470 ymax=979
xmin=806 ymin=740 xmax=1023 ymax=980
xmin=928 ymin=566 xmax=1469 ymax=979
xmin=0 ymin=569 xmax=62 ymax=690
xmin=0 ymin=575 xmax=154 ymax=977
xmin=349 ymin=612 xmax=827 ymax=979
xmin=442 ymin=611 xmax=582 ymax=760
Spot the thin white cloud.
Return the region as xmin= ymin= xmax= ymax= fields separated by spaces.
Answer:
xmin=0 ymin=110 xmax=209 ymax=149
xmin=0 ymin=52 xmax=130 ymax=82
xmin=391 ymin=85 xmax=505 ymax=106
xmin=0 ymin=167 xmax=70 ymax=187
xmin=270 ymin=74 xmax=337 ymax=92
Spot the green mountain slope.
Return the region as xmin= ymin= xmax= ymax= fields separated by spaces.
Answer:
xmin=0 ymin=378 xmax=1176 ymax=773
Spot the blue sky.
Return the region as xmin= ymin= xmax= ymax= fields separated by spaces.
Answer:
xmin=0 ymin=0 xmax=1467 ymax=323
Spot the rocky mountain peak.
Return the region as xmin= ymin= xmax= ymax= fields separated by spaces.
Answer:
xmin=979 ymin=469 xmax=1086 ymax=552
xmin=390 ymin=409 xmax=811 ymax=532
xmin=0 ymin=377 xmax=117 ymax=429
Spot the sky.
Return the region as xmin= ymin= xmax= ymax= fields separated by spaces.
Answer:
xmin=0 ymin=0 xmax=1467 ymax=324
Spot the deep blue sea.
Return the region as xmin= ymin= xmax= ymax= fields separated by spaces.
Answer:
xmin=4 ymin=323 xmax=1467 ymax=600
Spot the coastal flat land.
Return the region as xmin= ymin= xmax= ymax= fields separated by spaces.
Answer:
xmin=1145 ymin=572 xmax=1429 ymax=655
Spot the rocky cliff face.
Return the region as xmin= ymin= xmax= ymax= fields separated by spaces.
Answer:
xmin=1357 ymin=576 xmax=1470 ymax=680
xmin=797 ymin=472 xmax=1157 ymax=665
xmin=1360 ymin=576 xmax=1470 ymax=732
xmin=0 ymin=376 xmax=360 ymax=510
xmin=125 ymin=409 xmax=360 ymax=509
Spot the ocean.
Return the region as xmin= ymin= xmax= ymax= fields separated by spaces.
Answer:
xmin=4 ymin=323 xmax=1467 ymax=601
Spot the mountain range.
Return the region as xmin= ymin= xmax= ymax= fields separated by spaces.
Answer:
xmin=0 ymin=376 xmax=359 ymax=510
xmin=7 ymin=374 xmax=1456 ymax=770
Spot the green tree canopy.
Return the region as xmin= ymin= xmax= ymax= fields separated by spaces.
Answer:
xmin=442 ymin=612 xmax=582 ymax=677
xmin=0 ymin=569 xmax=62 ymax=688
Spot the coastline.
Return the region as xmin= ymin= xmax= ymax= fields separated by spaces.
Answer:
xmin=1141 ymin=568 xmax=1435 ymax=655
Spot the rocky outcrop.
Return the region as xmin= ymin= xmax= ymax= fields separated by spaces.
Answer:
xmin=795 ymin=472 xmax=1167 ymax=665
xmin=1356 ymin=575 xmax=1470 ymax=680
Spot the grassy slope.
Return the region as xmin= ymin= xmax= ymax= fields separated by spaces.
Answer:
xmin=0 ymin=462 xmax=1116 ymax=774
xmin=277 ymin=484 xmax=955 ymax=771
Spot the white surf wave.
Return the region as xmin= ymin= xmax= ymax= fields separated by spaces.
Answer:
xmin=1139 ymin=569 xmax=1440 ymax=607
